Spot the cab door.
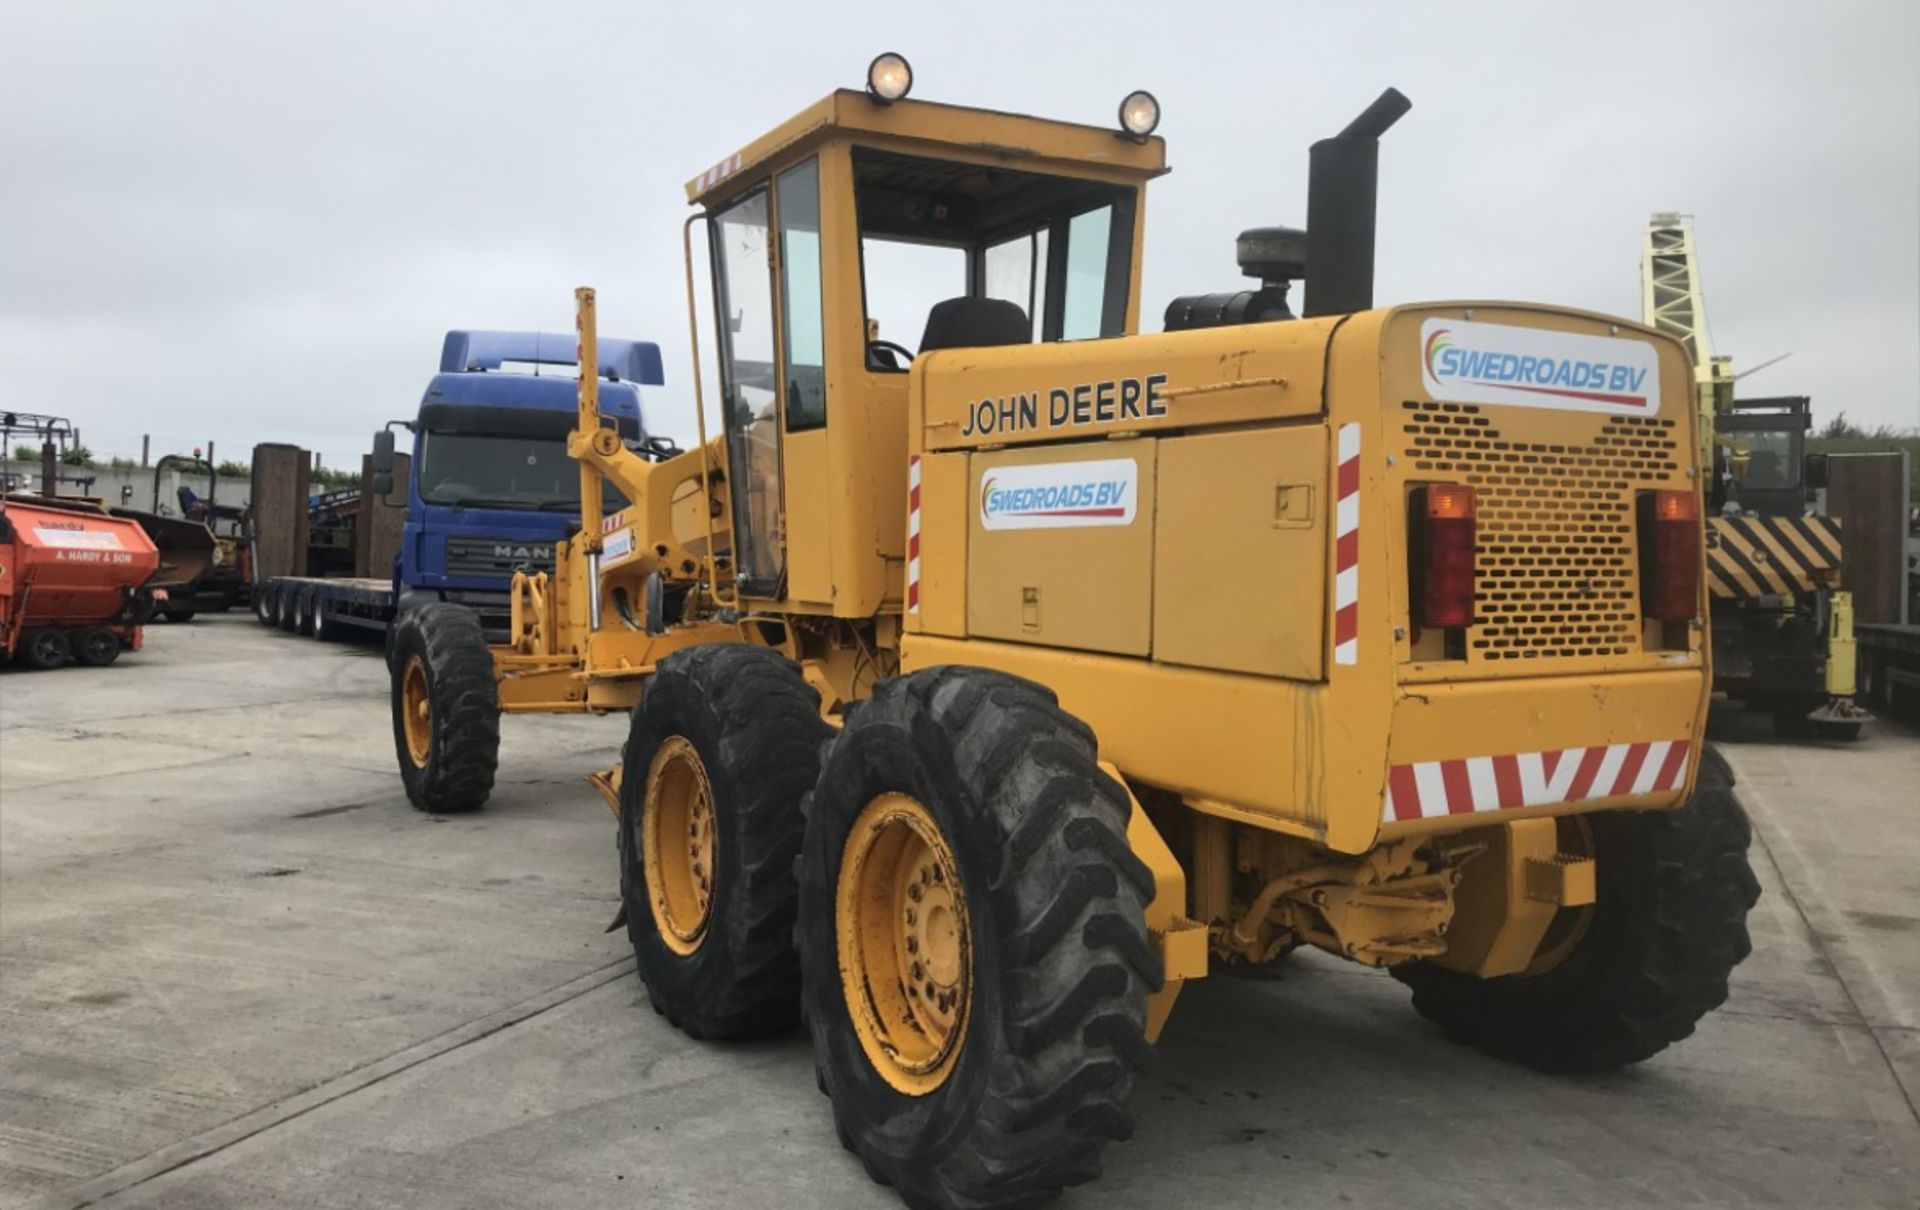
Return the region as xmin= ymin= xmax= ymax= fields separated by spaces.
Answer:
xmin=710 ymin=187 xmax=785 ymax=596
xmin=710 ymin=158 xmax=834 ymax=604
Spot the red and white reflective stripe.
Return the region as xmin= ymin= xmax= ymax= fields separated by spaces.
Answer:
xmin=1384 ymin=739 xmax=1692 ymax=824
xmin=906 ymin=456 xmax=922 ymax=614
xmin=696 ymin=152 xmax=744 ymax=193
xmin=1332 ymin=422 xmax=1361 ymax=665
xmin=599 ymin=511 xmax=624 ymax=534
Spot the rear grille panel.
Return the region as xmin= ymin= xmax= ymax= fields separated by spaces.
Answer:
xmin=1400 ymin=402 xmax=1682 ymax=664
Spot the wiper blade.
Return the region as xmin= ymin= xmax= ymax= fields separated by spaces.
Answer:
xmin=432 ymin=495 xmax=524 ymax=509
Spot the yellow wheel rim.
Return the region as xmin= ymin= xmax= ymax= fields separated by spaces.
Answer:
xmin=401 ymin=656 xmax=432 ymax=768
xmin=642 ymin=737 xmax=717 ymax=956
xmin=837 ymin=792 xmax=971 ymax=1096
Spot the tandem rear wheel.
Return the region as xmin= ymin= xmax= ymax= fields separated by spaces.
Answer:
xmin=388 ymin=604 xmax=499 ymax=813
xmin=17 ymin=629 xmax=71 ymax=669
xmin=616 ymin=644 xmax=831 ymax=1038
xmin=1393 ymin=746 xmax=1759 ymax=1072
xmin=797 ymin=667 xmax=1159 ymax=1210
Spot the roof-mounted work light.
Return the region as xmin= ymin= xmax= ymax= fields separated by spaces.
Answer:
xmin=867 ymin=52 xmax=913 ymax=104
xmin=1118 ymin=89 xmax=1160 ymax=139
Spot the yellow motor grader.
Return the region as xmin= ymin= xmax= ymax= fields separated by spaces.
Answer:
xmin=388 ymin=58 xmax=1758 ymax=1209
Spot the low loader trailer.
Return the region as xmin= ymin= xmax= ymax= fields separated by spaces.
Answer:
xmin=388 ymin=65 xmax=1760 ymax=1210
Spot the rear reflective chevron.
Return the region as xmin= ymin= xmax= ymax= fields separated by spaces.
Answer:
xmin=1705 ymin=515 xmax=1842 ymax=599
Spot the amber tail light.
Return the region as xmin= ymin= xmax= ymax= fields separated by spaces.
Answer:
xmin=1412 ymin=484 xmax=1477 ymax=631
xmin=1638 ymin=489 xmax=1701 ymax=622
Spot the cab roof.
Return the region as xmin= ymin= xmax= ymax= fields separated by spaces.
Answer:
xmin=686 ymin=89 xmax=1168 ymax=206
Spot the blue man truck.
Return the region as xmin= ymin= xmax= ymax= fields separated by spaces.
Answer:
xmin=253 ymin=329 xmax=668 ymax=641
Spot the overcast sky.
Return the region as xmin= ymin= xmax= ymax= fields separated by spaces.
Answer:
xmin=3 ymin=1 xmax=1915 ymax=467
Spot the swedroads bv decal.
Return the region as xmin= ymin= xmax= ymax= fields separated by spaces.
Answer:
xmin=979 ymin=459 xmax=1138 ymax=531
xmin=1420 ymin=318 xmax=1662 ymax=415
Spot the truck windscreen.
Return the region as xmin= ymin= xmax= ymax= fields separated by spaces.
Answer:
xmin=417 ymin=432 xmax=622 ymax=511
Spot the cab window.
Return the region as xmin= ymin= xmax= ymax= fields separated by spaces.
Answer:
xmin=710 ymin=187 xmax=782 ymax=587
xmin=852 ymin=147 xmax=1134 ymax=369
xmin=777 ymin=159 xmax=827 ymax=431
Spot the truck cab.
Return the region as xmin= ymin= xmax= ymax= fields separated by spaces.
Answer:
xmin=392 ymin=330 xmax=666 ymax=633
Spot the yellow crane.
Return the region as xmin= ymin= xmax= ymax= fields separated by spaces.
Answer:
xmin=1641 ymin=212 xmax=1866 ymax=737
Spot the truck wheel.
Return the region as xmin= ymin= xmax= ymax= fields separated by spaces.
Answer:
xmin=1394 ymin=746 xmax=1759 ymax=1072
xmin=617 ymin=644 xmax=830 ymax=1038
xmin=74 ymin=628 xmax=121 ymax=667
xmin=256 ymin=585 xmax=278 ymax=627
xmin=19 ymin=629 xmax=72 ymax=669
xmin=797 ymin=667 xmax=1159 ymax=1209
xmin=312 ymin=601 xmax=340 ymax=642
xmin=389 ymin=604 xmax=499 ymax=813
xmin=282 ymin=591 xmax=306 ymax=634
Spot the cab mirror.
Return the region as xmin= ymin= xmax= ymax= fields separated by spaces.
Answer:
xmin=372 ymin=470 xmax=394 ymax=496
xmin=371 ymin=429 xmax=395 ymax=475
xmin=1804 ymin=452 xmax=1829 ymax=489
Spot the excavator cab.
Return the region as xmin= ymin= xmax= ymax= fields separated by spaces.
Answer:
xmin=690 ymin=60 xmax=1164 ymax=609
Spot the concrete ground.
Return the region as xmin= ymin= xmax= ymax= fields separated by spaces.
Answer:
xmin=2 ymin=613 xmax=1916 ymax=1210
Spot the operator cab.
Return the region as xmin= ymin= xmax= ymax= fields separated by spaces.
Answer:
xmin=689 ymin=56 xmax=1166 ymax=609
xmin=1713 ymin=395 xmax=1820 ymax=516
xmin=853 ymin=148 xmax=1138 ymax=368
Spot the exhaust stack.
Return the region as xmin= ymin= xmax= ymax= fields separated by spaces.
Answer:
xmin=1303 ymin=88 xmax=1411 ymax=319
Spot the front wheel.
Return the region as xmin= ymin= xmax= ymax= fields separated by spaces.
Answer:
xmin=1394 ymin=745 xmax=1759 ymax=1072
xmin=18 ymin=629 xmax=71 ymax=669
xmin=798 ymin=667 xmax=1159 ymax=1209
xmin=388 ymin=605 xmax=499 ymax=812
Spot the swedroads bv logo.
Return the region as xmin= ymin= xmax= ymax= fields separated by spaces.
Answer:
xmin=1420 ymin=318 xmax=1662 ymax=415
xmin=978 ymin=459 xmax=1138 ymax=531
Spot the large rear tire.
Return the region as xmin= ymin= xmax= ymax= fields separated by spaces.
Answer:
xmin=798 ymin=667 xmax=1159 ymax=1209
xmin=1394 ymin=745 xmax=1758 ymax=1072
xmin=617 ymin=643 xmax=831 ymax=1038
xmin=389 ymin=605 xmax=499 ymax=813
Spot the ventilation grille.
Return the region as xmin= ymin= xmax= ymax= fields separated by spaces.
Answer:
xmin=1402 ymin=402 xmax=1681 ymax=661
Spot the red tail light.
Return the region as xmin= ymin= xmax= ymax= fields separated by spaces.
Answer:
xmin=1639 ymin=489 xmax=1701 ymax=621
xmin=1415 ymin=484 xmax=1477 ymax=630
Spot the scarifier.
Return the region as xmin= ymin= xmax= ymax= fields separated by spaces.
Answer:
xmin=390 ymin=62 xmax=1759 ymax=1208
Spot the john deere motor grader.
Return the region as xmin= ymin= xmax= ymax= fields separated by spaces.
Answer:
xmin=390 ymin=60 xmax=1759 ymax=1209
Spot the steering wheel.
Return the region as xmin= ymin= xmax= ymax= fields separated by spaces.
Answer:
xmin=867 ymin=340 xmax=915 ymax=371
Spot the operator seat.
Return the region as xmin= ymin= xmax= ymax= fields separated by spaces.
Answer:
xmin=918 ymin=297 xmax=1030 ymax=353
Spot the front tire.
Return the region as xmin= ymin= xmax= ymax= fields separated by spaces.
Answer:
xmin=18 ymin=629 xmax=71 ymax=669
xmin=1394 ymin=745 xmax=1759 ymax=1072
xmin=798 ymin=667 xmax=1159 ymax=1210
xmin=617 ymin=643 xmax=830 ymax=1038
xmin=389 ymin=604 xmax=499 ymax=812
